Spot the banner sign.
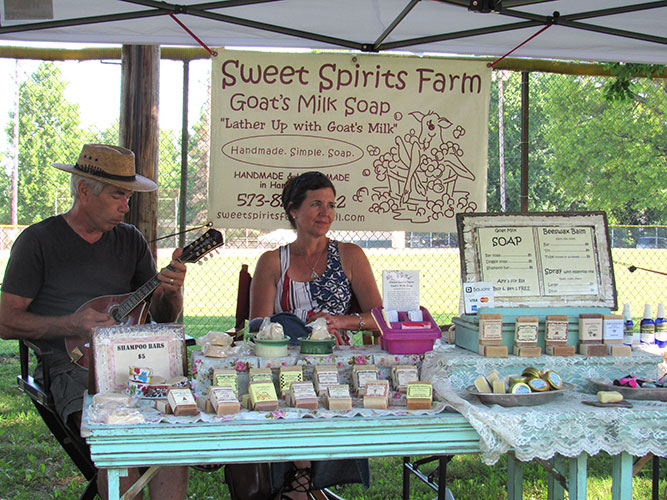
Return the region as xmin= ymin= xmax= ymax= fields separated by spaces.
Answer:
xmin=209 ymin=49 xmax=491 ymax=231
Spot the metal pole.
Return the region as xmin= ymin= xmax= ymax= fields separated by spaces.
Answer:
xmin=520 ymin=70 xmax=530 ymax=213
xmin=178 ymin=60 xmax=190 ymax=249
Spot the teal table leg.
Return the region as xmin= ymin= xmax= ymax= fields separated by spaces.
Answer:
xmin=568 ymin=453 xmax=588 ymax=500
xmin=107 ymin=468 xmax=122 ymax=500
xmin=507 ymin=452 xmax=524 ymax=500
xmin=611 ymin=452 xmax=633 ymax=500
xmin=547 ymin=455 xmax=566 ymax=500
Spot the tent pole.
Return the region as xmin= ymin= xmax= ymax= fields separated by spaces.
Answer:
xmin=120 ymin=44 xmax=161 ymax=260
xmin=178 ymin=60 xmax=190 ymax=249
xmin=520 ymin=69 xmax=529 ymax=213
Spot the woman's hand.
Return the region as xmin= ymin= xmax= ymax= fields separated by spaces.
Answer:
xmin=308 ymin=312 xmax=352 ymax=345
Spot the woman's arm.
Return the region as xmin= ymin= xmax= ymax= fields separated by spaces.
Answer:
xmin=249 ymin=249 xmax=281 ymax=320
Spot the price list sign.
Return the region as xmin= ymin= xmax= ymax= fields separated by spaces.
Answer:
xmin=457 ymin=212 xmax=617 ymax=309
xmin=477 ymin=227 xmax=540 ymax=296
xmin=538 ymin=226 xmax=598 ymax=296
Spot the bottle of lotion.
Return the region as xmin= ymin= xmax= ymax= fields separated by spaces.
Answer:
xmin=655 ymin=303 xmax=667 ymax=348
xmin=622 ymin=303 xmax=634 ymax=346
xmin=640 ymin=304 xmax=655 ymax=344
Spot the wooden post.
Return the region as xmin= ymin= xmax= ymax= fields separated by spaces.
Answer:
xmin=120 ymin=45 xmax=160 ymax=260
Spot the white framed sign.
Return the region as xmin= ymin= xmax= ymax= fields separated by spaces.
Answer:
xmin=456 ymin=211 xmax=617 ymax=309
xmin=92 ymin=323 xmax=186 ymax=394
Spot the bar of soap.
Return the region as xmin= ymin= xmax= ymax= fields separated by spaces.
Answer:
xmin=474 ymin=375 xmax=492 ymax=393
xmin=406 ymin=381 xmax=432 ymax=410
xmin=167 ymin=388 xmax=198 ymax=416
xmin=287 ymin=381 xmax=319 ymax=410
xmin=325 ymin=384 xmax=352 ymax=411
xmin=597 ymin=391 xmax=623 ymax=404
xmin=279 ymin=366 xmax=303 ymax=397
xmin=363 ymin=380 xmax=389 ymax=409
xmin=492 ymin=379 xmax=506 ymax=394
xmin=209 ymin=386 xmax=241 ymax=415
xmin=249 ymin=381 xmax=279 ymax=411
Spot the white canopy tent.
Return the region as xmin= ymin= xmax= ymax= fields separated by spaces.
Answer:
xmin=0 ymin=0 xmax=666 ymax=64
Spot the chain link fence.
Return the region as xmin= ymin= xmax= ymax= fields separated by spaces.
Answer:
xmin=1 ymin=56 xmax=666 ymax=358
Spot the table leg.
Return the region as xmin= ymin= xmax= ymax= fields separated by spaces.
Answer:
xmin=507 ymin=452 xmax=524 ymax=500
xmin=107 ymin=468 xmax=128 ymax=500
xmin=611 ymin=452 xmax=633 ymax=500
xmin=568 ymin=453 xmax=587 ymax=500
xmin=547 ymin=455 xmax=566 ymax=500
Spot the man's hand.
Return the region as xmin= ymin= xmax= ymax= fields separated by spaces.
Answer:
xmin=157 ymin=248 xmax=187 ymax=294
xmin=68 ymin=307 xmax=116 ymax=338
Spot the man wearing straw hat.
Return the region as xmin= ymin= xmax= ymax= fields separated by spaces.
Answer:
xmin=0 ymin=144 xmax=189 ymax=499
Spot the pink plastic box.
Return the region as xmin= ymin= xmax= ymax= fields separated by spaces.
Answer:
xmin=371 ymin=306 xmax=442 ymax=354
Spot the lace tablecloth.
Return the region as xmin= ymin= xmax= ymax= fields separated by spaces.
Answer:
xmin=422 ymin=346 xmax=667 ymax=464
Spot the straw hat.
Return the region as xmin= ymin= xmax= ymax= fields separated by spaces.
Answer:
xmin=52 ymin=144 xmax=158 ymax=192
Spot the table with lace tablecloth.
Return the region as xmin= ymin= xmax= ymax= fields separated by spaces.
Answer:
xmin=421 ymin=345 xmax=667 ymax=500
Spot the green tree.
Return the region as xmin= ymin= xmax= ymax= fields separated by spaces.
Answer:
xmin=538 ymin=75 xmax=667 ymax=224
xmin=2 ymin=62 xmax=82 ymax=225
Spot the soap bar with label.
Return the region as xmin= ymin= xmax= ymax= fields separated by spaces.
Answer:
xmin=545 ymin=315 xmax=569 ymax=344
xmin=287 ymin=381 xmax=319 ymax=410
xmin=325 ymin=384 xmax=352 ymax=411
xmin=391 ymin=365 xmax=419 ymax=392
xmin=352 ymin=364 xmax=379 ymax=396
xmin=406 ymin=381 xmax=432 ymax=410
xmin=479 ymin=313 xmax=503 ymax=345
xmin=363 ymin=380 xmax=389 ymax=409
xmin=249 ymin=381 xmax=279 ymax=411
xmin=603 ymin=314 xmax=624 ymax=344
xmin=514 ymin=316 xmax=539 ymax=346
xmin=314 ymin=365 xmax=339 ymax=396
xmin=579 ymin=314 xmax=603 ymax=342
xmin=249 ymin=367 xmax=273 ymax=384
xmin=212 ymin=369 xmax=238 ymax=393
xmin=279 ymin=366 xmax=303 ymax=396
xmin=209 ymin=386 xmax=240 ymax=415
xmin=167 ymin=388 xmax=198 ymax=416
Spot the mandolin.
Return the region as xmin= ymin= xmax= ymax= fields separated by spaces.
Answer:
xmin=65 ymin=228 xmax=224 ymax=368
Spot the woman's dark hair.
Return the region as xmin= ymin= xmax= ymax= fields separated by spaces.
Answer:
xmin=282 ymin=171 xmax=336 ymax=228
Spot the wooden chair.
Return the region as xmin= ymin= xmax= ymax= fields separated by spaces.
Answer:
xmin=16 ymin=340 xmax=99 ymax=500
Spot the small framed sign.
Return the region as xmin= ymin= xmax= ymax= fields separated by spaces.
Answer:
xmin=92 ymin=323 xmax=186 ymax=394
xmin=456 ymin=211 xmax=616 ymax=309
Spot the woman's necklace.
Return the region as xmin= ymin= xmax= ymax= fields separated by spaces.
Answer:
xmin=306 ymin=242 xmax=327 ymax=279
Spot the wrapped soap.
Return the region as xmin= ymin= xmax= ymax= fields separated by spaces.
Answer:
xmin=257 ymin=317 xmax=285 ymax=340
xmin=308 ymin=317 xmax=330 ymax=340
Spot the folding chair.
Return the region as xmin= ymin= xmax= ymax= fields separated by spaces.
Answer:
xmin=16 ymin=339 xmax=98 ymax=500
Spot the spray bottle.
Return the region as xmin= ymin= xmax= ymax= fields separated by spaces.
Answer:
xmin=655 ymin=303 xmax=667 ymax=348
xmin=640 ymin=304 xmax=655 ymax=344
xmin=622 ymin=303 xmax=634 ymax=347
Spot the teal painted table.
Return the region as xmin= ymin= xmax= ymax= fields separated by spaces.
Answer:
xmin=81 ymin=398 xmax=480 ymax=500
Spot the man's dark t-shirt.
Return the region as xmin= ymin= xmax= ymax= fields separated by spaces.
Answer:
xmin=2 ymin=215 xmax=156 ymax=356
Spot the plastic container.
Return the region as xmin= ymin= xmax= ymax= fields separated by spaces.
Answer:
xmin=371 ymin=306 xmax=441 ymax=354
xmin=640 ymin=304 xmax=655 ymax=345
xmin=655 ymin=303 xmax=667 ymax=348
xmin=622 ymin=303 xmax=634 ymax=346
